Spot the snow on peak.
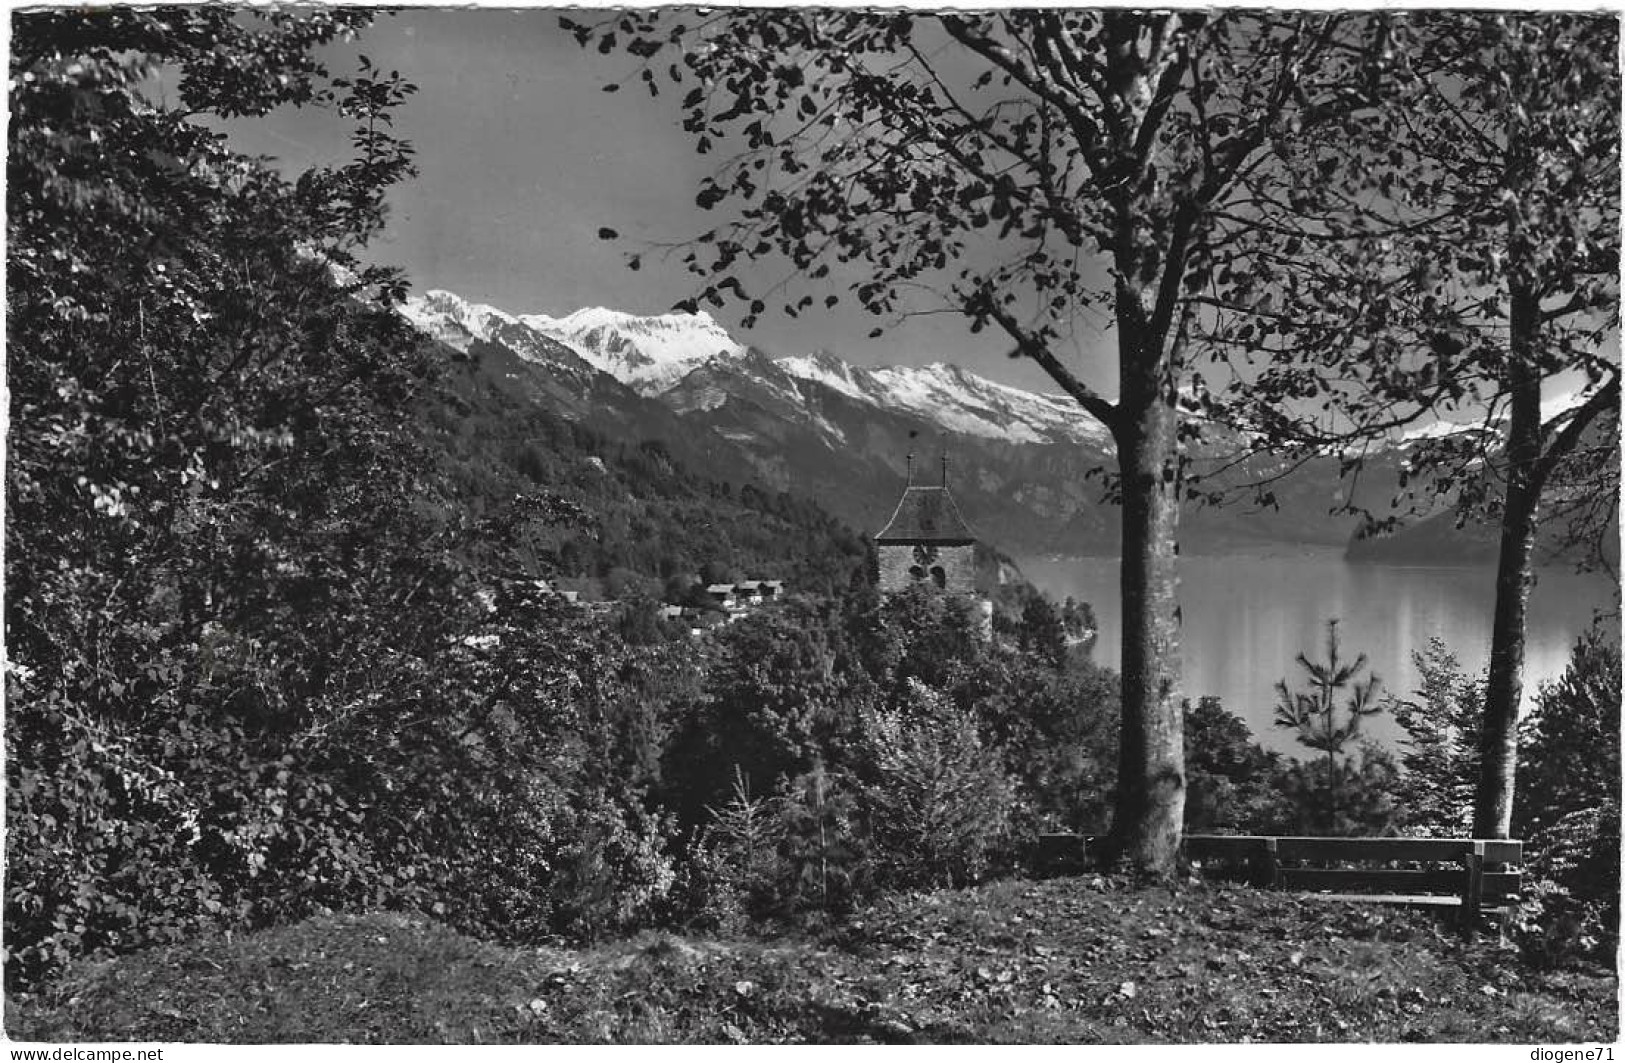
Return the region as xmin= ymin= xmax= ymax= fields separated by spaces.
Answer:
xmin=775 ymin=355 xmax=1112 ymax=447
xmin=520 ymin=306 xmax=747 ymax=395
xmin=1396 ymin=386 xmax=1598 ymax=446
xmin=402 ymin=287 xmax=1114 ymax=447
xmin=775 ymin=351 xmax=871 ymax=402
xmin=400 ymin=289 xmax=519 ymax=352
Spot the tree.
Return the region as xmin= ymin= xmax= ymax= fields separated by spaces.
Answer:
xmin=660 ymin=598 xmax=869 ymax=833
xmin=1214 ymin=13 xmax=1618 ymax=838
xmin=1515 ymin=627 xmax=1621 ymax=840
xmin=1182 ymin=696 xmax=1288 ymax=834
xmin=1386 ymin=638 xmax=1483 ymax=835
xmin=1512 ymin=627 xmax=1621 ymax=962
xmin=855 ymin=679 xmax=1014 ymax=890
xmin=1017 ymin=594 xmax=1067 ymax=669
xmin=572 ymin=10 xmax=1399 ymax=872
xmin=1426 ymin=16 xmax=1620 ymax=839
xmin=1269 ymin=743 xmax=1404 ymax=837
xmin=5 ymin=8 xmax=458 ymax=981
xmin=1273 ymin=621 xmax=1383 ymax=831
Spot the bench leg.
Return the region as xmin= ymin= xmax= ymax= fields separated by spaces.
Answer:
xmin=1251 ymin=837 xmax=1279 ymax=889
xmin=1461 ymin=841 xmax=1485 ymax=931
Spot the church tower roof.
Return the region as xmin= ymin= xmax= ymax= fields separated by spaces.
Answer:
xmin=876 ymin=452 xmax=976 ymax=545
xmin=874 ymin=486 xmax=976 ymax=544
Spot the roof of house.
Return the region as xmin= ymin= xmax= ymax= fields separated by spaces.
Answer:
xmin=875 ymin=485 xmax=976 ymax=545
xmin=705 ymin=583 xmax=734 ymax=595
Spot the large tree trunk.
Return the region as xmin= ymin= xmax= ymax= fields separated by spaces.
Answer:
xmin=1473 ymin=287 xmax=1543 ymax=839
xmin=1109 ymin=322 xmax=1186 ymax=873
xmin=1094 ymin=12 xmax=1192 ymax=874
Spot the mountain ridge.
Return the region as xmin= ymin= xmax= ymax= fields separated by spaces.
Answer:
xmin=400 ymin=290 xmax=1509 ymax=563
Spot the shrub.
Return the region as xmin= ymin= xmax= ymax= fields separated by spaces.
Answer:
xmin=1266 ymin=742 xmax=1404 ymax=836
xmin=1512 ymin=802 xmax=1620 ymax=967
xmin=676 ymin=767 xmax=784 ymax=930
xmin=1182 ymin=696 xmax=1291 ymax=834
xmin=1512 ymin=626 xmax=1621 ymax=965
xmin=853 ymin=680 xmax=1014 ymax=890
xmin=1386 ymin=638 xmax=1483 ymax=836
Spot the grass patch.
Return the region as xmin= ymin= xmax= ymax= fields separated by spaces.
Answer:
xmin=8 ymin=876 xmax=1616 ymax=1043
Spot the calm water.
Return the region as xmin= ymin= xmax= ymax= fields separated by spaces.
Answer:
xmin=1020 ymin=549 xmax=1620 ymax=754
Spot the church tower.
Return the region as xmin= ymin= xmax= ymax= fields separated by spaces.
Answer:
xmin=875 ymin=453 xmax=978 ymax=595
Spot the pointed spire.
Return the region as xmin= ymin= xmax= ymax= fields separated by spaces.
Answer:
xmin=941 ymin=449 xmax=949 ymax=490
xmin=905 ymin=452 xmax=915 ymax=486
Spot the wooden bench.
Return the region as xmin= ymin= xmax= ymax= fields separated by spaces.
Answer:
xmin=1035 ymin=833 xmax=1523 ymax=927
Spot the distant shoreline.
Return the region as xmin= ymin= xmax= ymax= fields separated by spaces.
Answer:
xmin=1021 ymin=548 xmax=1619 ymax=577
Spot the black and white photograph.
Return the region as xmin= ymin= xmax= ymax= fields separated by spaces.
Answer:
xmin=5 ymin=4 xmax=1620 ymax=1047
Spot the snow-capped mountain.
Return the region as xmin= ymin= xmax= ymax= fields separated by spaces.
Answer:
xmin=518 ymin=306 xmax=748 ymax=395
xmin=403 ymin=290 xmax=1111 ymax=447
xmin=400 ymin=290 xmax=520 ymax=353
xmin=400 ymin=288 xmax=1388 ymax=557
xmin=1396 ymin=386 xmax=1599 ymax=445
xmin=401 ymin=289 xmax=593 ymax=374
xmin=779 ymin=357 xmax=1112 ymax=447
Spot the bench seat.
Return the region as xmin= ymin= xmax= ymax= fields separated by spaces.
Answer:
xmin=1035 ymin=833 xmax=1523 ymax=928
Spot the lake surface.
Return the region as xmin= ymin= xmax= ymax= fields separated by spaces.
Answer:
xmin=1019 ymin=549 xmax=1620 ymax=754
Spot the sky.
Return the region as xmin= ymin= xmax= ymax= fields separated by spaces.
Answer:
xmin=207 ymin=7 xmax=1612 ymax=412
xmin=210 ymin=8 xmax=1108 ymax=398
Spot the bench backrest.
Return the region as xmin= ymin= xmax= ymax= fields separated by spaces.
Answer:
xmin=1185 ymin=835 xmax=1521 ymax=864
xmin=1184 ymin=834 xmax=1523 ymax=905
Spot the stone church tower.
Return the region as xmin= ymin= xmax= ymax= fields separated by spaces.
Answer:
xmin=875 ymin=454 xmax=978 ymax=595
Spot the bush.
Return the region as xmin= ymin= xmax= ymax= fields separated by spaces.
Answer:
xmin=853 ymin=680 xmax=1014 ymax=890
xmin=1386 ymin=638 xmax=1482 ymax=836
xmin=1512 ymin=801 xmax=1620 ymax=967
xmin=669 ymin=768 xmax=786 ymax=932
xmin=1512 ymin=625 xmax=1621 ymax=965
xmin=1266 ymin=743 xmax=1404 ymax=836
xmin=1182 ymin=697 xmax=1292 ymax=834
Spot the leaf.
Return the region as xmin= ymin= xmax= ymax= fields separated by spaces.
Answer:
xmin=597 ymin=227 xmax=619 ymax=240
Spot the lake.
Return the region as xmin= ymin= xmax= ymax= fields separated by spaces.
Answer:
xmin=1019 ymin=549 xmax=1620 ymax=755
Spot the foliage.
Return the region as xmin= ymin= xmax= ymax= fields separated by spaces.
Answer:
xmin=669 ymin=763 xmax=866 ymax=930
xmin=569 ymin=8 xmax=1413 ymax=872
xmin=1012 ymin=594 xmax=1097 ymax=671
xmin=1272 ymin=621 xmax=1384 ymax=830
xmin=1513 ymin=803 xmax=1620 ymax=968
xmin=1181 ymin=694 xmax=1401 ymax=837
xmin=1267 ymin=744 xmax=1405 ymax=837
xmin=659 ymin=597 xmax=870 ymax=835
xmin=1214 ymin=13 xmax=1619 ymax=543
xmin=864 ymin=585 xmax=1120 ymax=838
xmin=1182 ymin=697 xmax=1292 ymax=834
xmin=1207 ymin=11 xmax=1618 ymax=839
xmin=1511 ymin=626 xmax=1621 ymax=965
xmin=426 ymin=343 xmax=873 ymax=595
xmin=9 ymin=6 xmax=850 ymax=985
xmin=662 ymin=582 xmax=1117 ymax=918
xmin=5 ymin=6 xmax=452 ymax=985
xmin=775 ymin=763 xmax=866 ymax=917
xmin=6 ymin=2 xmax=684 ymax=981
xmin=853 ymin=680 xmax=1015 ymax=892
xmin=1386 ymin=639 xmax=1484 ymax=835
xmin=1515 ymin=627 xmax=1622 ymax=839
